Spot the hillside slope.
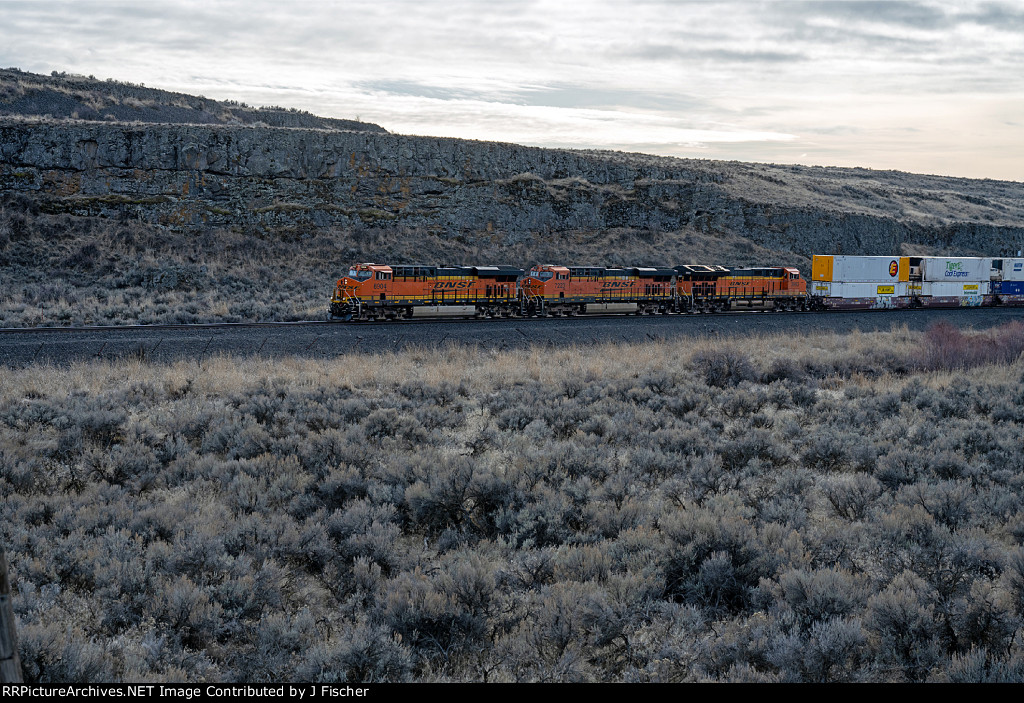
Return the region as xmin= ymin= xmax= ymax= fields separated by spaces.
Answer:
xmin=0 ymin=68 xmax=386 ymax=133
xmin=1 ymin=69 xmax=1023 ymax=326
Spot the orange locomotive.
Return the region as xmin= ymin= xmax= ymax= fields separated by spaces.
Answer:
xmin=675 ymin=265 xmax=808 ymax=312
xmin=520 ymin=265 xmax=677 ymax=316
xmin=330 ymin=263 xmax=523 ymax=321
xmin=329 ymin=261 xmax=810 ymax=320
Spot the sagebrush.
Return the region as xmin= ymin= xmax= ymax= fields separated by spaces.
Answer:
xmin=2 ymin=324 xmax=1024 ymax=682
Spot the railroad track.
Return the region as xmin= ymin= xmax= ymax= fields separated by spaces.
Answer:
xmin=0 ymin=307 xmax=897 ymax=335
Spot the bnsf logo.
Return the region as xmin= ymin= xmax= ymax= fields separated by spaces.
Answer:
xmin=601 ymin=282 xmax=633 ymax=289
xmin=889 ymin=260 xmax=898 ymax=277
xmin=433 ymin=281 xmax=472 ymax=289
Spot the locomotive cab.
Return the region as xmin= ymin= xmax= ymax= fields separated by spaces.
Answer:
xmin=782 ymin=268 xmax=806 ymax=293
xmin=521 ymin=265 xmax=570 ymax=294
xmin=330 ymin=263 xmax=393 ymax=320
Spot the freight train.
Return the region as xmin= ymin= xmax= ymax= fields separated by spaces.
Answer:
xmin=328 ymin=255 xmax=1024 ymax=321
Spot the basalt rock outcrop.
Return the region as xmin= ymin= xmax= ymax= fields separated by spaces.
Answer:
xmin=2 ymin=119 xmax=1023 ymax=258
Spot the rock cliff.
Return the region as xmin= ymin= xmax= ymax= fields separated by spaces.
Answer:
xmin=2 ymin=119 xmax=1023 ymax=258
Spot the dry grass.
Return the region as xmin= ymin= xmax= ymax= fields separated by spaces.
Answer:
xmin=0 ymin=202 xmax=802 ymax=327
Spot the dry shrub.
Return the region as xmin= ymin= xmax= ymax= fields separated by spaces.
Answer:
xmin=918 ymin=321 xmax=1024 ymax=371
xmin=3 ymin=325 xmax=1024 ymax=683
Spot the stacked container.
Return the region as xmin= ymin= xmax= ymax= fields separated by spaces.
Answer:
xmin=917 ymin=257 xmax=993 ymax=307
xmin=1004 ymin=259 xmax=1024 ymax=281
xmin=810 ymin=255 xmax=912 ymax=309
xmin=995 ymin=258 xmax=1024 ymax=304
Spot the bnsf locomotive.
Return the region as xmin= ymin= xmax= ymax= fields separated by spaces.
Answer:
xmin=330 ymin=261 xmax=807 ymax=321
xmin=330 ymin=263 xmax=522 ymax=321
xmin=329 ymin=255 xmax=1024 ymax=321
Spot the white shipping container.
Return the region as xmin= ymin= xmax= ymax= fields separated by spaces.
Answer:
xmin=812 ymin=281 xmax=912 ymax=298
xmin=920 ymin=257 xmax=991 ymax=282
xmin=825 ymin=256 xmax=903 ymax=282
xmin=1002 ymin=258 xmax=1024 ymax=281
xmin=920 ymin=281 xmax=987 ymax=297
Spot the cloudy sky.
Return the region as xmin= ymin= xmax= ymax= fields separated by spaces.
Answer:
xmin=2 ymin=0 xmax=1022 ymax=180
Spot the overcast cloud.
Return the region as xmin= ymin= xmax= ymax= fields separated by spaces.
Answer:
xmin=1 ymin=0 xmax=1021 ymax=180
